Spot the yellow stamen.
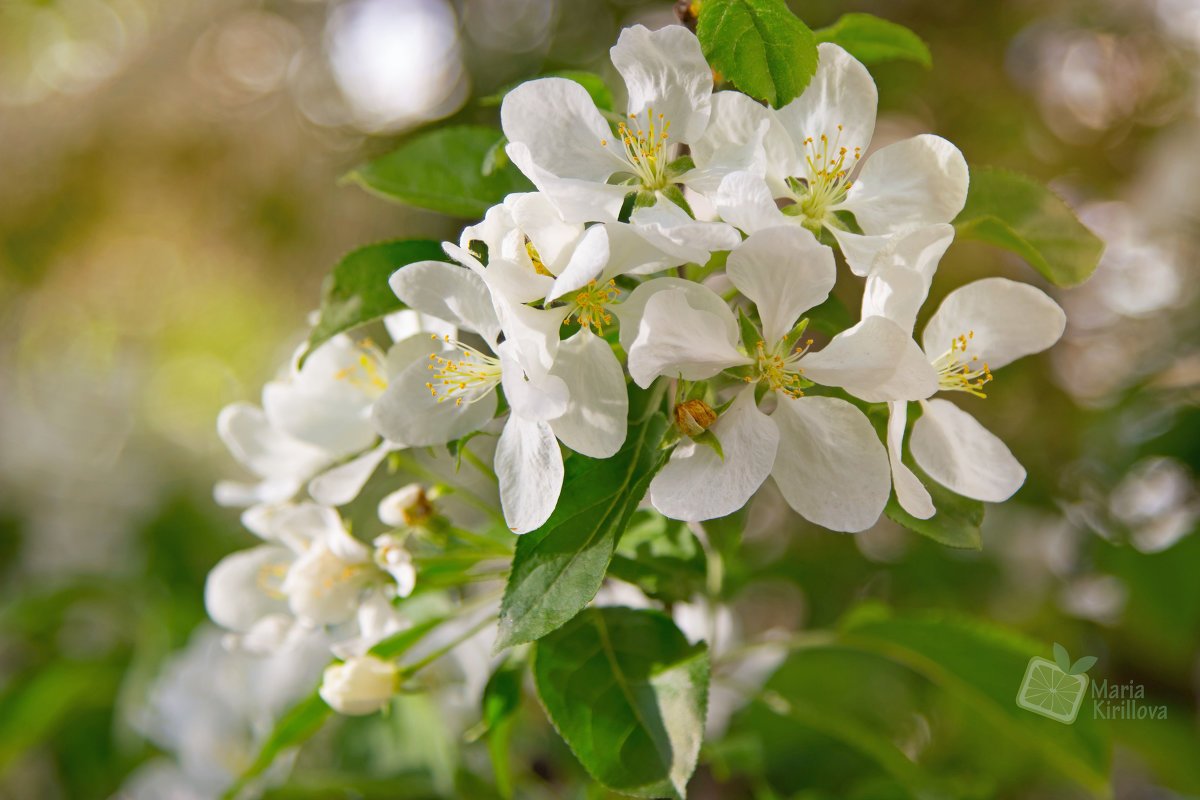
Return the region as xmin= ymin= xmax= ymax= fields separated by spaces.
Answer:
xmin=931 ymin=332 xmax=993 ymax=397
xmin=425 ymin=333 xmax=502 ymax=406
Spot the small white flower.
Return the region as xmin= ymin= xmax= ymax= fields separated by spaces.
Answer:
xmin=712 ymin=44 xmax=969 ymax=275
xmin=318 ymin=655 xmax=398 ymax=716
xmin=378 ymin=484 xmax=435 ymax=528
xmin=501 ymin=25 xmax=726 ymax=223
xmin=372 ymin=533 xmax=417 ymax=598
xmin=622 ymin=227 xmax=935 ymax=530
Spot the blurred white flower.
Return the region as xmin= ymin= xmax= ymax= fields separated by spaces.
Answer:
xmin=319 ymin=654 xmax=398 ymax=715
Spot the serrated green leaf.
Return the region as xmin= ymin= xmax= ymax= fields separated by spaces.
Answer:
xmin=533 ymin=607 xmax=709 ymax=798
xmin=953 ymin=167 xmax=1105 ymax=287
xmin=479 ymin=70 xmax=614 ymax=112
xmin=345 ymin=125 xmax=533 ymax=218
xmin=495 ymin=406 xmax=670 ymax=649
xmin=697 ymin=0 xmax=819 ymax=108
xmin=224 ymin=693 xmax=332 ymax=799
xmin=303 ymin=239 xmax=449 ymax=363
xmin=814 ymin=13 xmax=932 ymax=68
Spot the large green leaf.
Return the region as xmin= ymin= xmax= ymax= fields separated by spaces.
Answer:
xmin=345 ymin=125 xmax=533 ymax=219
xmin=814 ymin=13 xmax=931 ymax=67
xmin=533 ymin=607 xmax=709 ymax=798
xmin=303 ymin=239 xmax=449 ymax=362
xmin=495 ymin=406 xmax=669 ymax=649
xmin=696 ymin=0 xmax=819 ymax=109
xmin=953 ymin=167 xmax=1105 ymax=287
xmin=223 ymin=693 xmax=332 ymax=799
xmin=608 ymin=510 xmax=707 ymax=604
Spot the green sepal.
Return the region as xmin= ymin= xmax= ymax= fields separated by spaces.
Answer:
xmin=780 ymin=316 xmax=811 ymax=353
xmin=738 ymin=306 xmax=764 ymax=353
xmin=692 ymin=429 xmax=725 ymax=461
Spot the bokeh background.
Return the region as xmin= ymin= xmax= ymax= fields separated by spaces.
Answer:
xmin=1 ymin=0 xmax=1198 ymax=798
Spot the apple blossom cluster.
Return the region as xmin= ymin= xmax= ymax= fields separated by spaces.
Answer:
xmin=204 ymin=23 xmax=1067 ymax=716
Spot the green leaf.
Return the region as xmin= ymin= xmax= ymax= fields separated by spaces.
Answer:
xmin=802 ymin=292 xmax=854 ymax=337
xmin=953 ymin=167 xmax=1105 ymax=287
xmin=697 ymin=0 xmax=819 ymax=108
xmin=303 ymin=239 xmax=449 ymax=362
xmin=224 ymin=693 xmax=332 ymax=799
xmin=814 ymin=13 xmax=932 ymax=68
xmin=884 ymin=459 xmax=984 ymax=550
xmin=480 ymin=660 xmax=525 ymax=799
xmin=368 ymin=615 xmax=447 ymax=660
xmin=839 ymin=613 xmax=1110 ymax=794
xmin=345 ymin=125 xmax=533 ymax=219
xmin=533 ymin=607 xmax=709 ymax=798
xmin=495 ymin=407 xmax=670 ymax=649
xmin=480 ymin=70 xmax=614 ymax=112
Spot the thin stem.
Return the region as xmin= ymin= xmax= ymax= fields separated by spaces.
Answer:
xmin=399 ymin=614 xmax=496 ymax=678
xmin=460 ymin=446 xmax=498 ymax=485
xmin=446 ymin=524 xmax=512 ymax=555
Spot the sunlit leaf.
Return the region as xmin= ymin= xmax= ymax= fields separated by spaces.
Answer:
xmin=814 ymin=13 xmax=931 ymax=67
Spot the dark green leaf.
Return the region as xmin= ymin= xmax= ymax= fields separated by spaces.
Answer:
xmin=495 ymin=407 xmax=670 ymax=648
xmin=953 ymin=167 xmax=1105 ymax=287
xmin=697 ymin=0 xmax=819 ymax=108
xmin=480 ymin=70 xmax=614 ymax=112
xmin=533 ymin=607 xmax=709 ymax=798
xmin=303 ymin=239 xmax=449 ymax=362
xmin=345 ymin=125 xmax=533 ymax=219
xmin=814 ymin=13 xmax=932 ymax=68
xmin=224 ymin=693 xmax=332 ymax=799
xmin=803 ymin=292 xmax=854 ymax=337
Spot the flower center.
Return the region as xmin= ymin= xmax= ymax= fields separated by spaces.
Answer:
xmin=564 ymin=280 xmax=619 ymax=334
xmin=333 ymin=340 xmax=389 ymax=396
xmin=747 ymin=338 xmax=812 ymax=398
xmin=783 ymin=126 xmax=861 ymax=229
xmin=524 ymin=238 xmax=555 ymax=277
xmin=424 ymin=334 xmax=502 ymax=407
xmin=602 ymin=108 xmax=672 ymax=191
xmin=931 ymin=332 xmax=993 ymax=397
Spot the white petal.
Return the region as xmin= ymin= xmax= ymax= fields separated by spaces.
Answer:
xmin=859 ymin=225 xmax=955 ymax=332
xmin=308 ymin=444 xmax=391 ymax=507
xmin=840 ymin=135 xmax=969 ymax=235
xmin=549 ymin=329 xmax=628 ymax=458
xmin=382 ymin=309 xmax=455 ymax=343
xmin=511 ymin=193 xmax=586 ymax=273
xmin=389 ymin=260 xmax=501 ymax=345
xmin=493 ymin=295 xmax=569 ymax=376
xmin=261 ymin=380 xmax=377 ymax=458
xmin=874 ymin=223 xmax=955 ymax=285
xmin=495 ymin=415 xmax=564 ymax=534
xmin=686 ymin=91 xmax=781 ymax=194
xmin=650 ymin=387 xmax=778 ymax=521
xmin=921 ymin=277 xmax=1067 ymax=371
xmin=775 ymin=43 xmax=877 ymax=177
xmin=506 ymin=143 xmax=632 ymax=224
xmin=726 ymin=226 xmax=835 ymax=344
xmin=714 ymin=171 xmax=789 ymax=234
xmin=626 ymin=287 xmax=749 ymax=388
xmin=801 ymin=316 xmax=938 ymax=402
xmin=910 ymin=398 xmax=1025 ymax=502
xmin=628 ymin=200 xmax=742 ymax=267
xmin=548 ymin=224 xmax=611 ymax=300
xmin=214 ymin=478 xmax=299 ymax=508
xmin=217 ymin=403 xmax=331 ymax=481
xmin=886 ymin=401 xmax=934 ymax=519
xmin=370 ymin=343 xmax=496 ymax=446
xmin=770 ymin=396 xmax=891 ymax=532
xmin=205 ymin=545 xmax=293 ymax=632
xmin=828 ymin=227 xmax=895 ymax=277
xmin=501 ymin=77 xmax=624 ymax=183
xmin=615 ymin=277 xmax=740 ymax=355
xmin=498 ymin=340 xmax=569 ymax=423
xmin=611 ymin=24 xmax=713 ymax=143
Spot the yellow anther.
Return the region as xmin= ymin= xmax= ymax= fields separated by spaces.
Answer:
xmin=932 ymin=332 xmax=993 ymax=397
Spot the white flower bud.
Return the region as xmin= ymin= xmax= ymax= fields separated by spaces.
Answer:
xmin=378 ymin=484 xmax=434 ymax=527
xmin=372 ymin=534 xmax=416 ymax=598
xmin=318 ymin=655 xmax=398 ymax=715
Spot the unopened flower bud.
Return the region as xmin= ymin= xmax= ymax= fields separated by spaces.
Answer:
xmin=372 ymin=533 xmax=416 ymax=598
xmin=378 ymin=484 xmax=434 ymax=527
xmin=674 ymin=399 xmax=717 ymax=438
xmin=319 ymin=655 xmax=398 ymax=716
